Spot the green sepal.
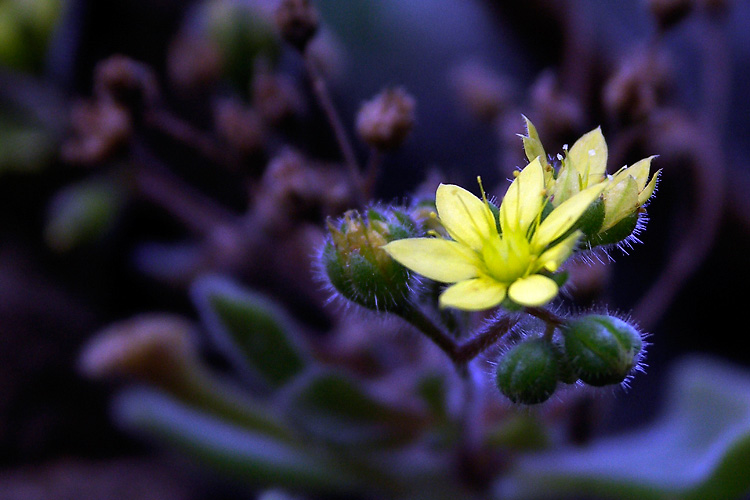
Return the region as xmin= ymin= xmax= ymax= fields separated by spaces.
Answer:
xmin=575 ymin=197 xmax=605 ymax=237
xmin=586 ymin=212 xmax=640 ymax=247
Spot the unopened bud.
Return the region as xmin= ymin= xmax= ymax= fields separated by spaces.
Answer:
xmin=275 ymin=0 xmax=319 ymax=51
xmin=451 ymin=62 xmax=512 ymax=123
xmin=603 ymin=51 xmax=672 ymax=124
xmin=168 ymin=35 xmax=223 ymax=90
xmin=252 ymin=70 xmax=304 ymax=125
xmin=562 ymin=314 xmax=644 ymax=386
xmin=323 ymin=208 xmax=418 ymax=312
xmin=94 ymin=55 xmax=160 ymax=110
xmin=495 ymin=338 xmax=559 ymax=405
xmin=61 ymin=100 xmax=132 ymax=165
xmin=79 ymin=314 xmax=197 ymax=390
xmin=214 ymin=99 xmax=266 ymax=157
xmin=356 ymin=88 xmax=415 ymax=150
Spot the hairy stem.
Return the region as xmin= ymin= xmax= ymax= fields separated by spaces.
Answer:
xmin=397 ymin=306 xmax=518 ymax=366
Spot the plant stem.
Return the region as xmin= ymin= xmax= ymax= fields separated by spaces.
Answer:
xmin=525 ymin=306 xmax=565 ymax=326
xmin=303 ymin=49 xmax=365 ymax=204
xmin=397 ymin=306 xmax=518 ymax=366
xmin=130 ymin=142 xmax=237 ymax=236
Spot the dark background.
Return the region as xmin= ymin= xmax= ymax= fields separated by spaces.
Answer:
xmin=2 ymin=0 xmax=750 ymax=498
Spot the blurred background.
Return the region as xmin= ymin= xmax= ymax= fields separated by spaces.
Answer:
xmin=2 ymin=0 xmax=750 ymax=498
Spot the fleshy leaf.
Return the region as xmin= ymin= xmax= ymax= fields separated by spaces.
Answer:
xmin=192 ymin=275 xmax=308 ymax=388
xmin=496 ymin=356 xmax=750 ymax=500
xmin=113 ymin=388 xmax=365 ymax=495
xmin=280 ymin=370 xmax=424 ymax=447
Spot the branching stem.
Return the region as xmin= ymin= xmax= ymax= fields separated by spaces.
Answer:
xmin=397 ymin=306 xmax=518 ymax=367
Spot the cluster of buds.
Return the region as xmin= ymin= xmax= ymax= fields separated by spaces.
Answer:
xmin=322 ymin=207 xmax=422 ymax=313
xmin=520 ymin=116 xmax=660 ymax=249
xmin=495 ymin=314 xmax=645 ymax=405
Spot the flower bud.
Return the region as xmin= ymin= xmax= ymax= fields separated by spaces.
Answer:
xmin=274 ymin=0 xmax=319 ymax=51
xmin=562 ymin=315 xmax=643 ymax=386
xmin=495 ymin=338 xmax=559 ymax=405
xmin=61 ymin=100 xmax=132 ymax=165
xmin=322 ymin=208 xmax=418 ymax=312
xmin=78 ymin=314 xmax=197 ymax=390
xmin=94 ymin=55 xmax=160 ymax=111
xmin=356 ymin=88 xmax=416 ymax=150
xmin=450 ymin=62 xmax=512 ymax=123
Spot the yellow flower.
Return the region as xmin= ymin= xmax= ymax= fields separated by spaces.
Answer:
xmin=383 ymin=158 xmax=604 ymax=311
xmin=521 ymin=116 xmax=660 ymax=240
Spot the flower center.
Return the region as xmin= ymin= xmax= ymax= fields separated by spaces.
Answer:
xmin=482 ymin=231 xmax=534 ymax=283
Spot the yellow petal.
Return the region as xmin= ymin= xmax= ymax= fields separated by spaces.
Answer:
xmin=507 ymin=275 xmax=558 ymax=306
xmin=520 ymin=115 xmax=547 ymax=165
xmin=500 ymin=157 xmax=545 ymax=234
xmin=550 ymin=162 xmax=580 ymax=205
xmin=533 ymin=183 xmax=604 ymax=249
xmin=601 ymin=176 xmax=639 ymax=231
xmin=567 ymin=126 xmax=608 ymax=184
xmin=612 ymin=156 xmax=656 ymax=191
xmin=383 ymin=238 xmax=481 ymax=283
xmin=438 ymin=277 xmax=507 ymax=311
xmin=436 ymin=184 xmax=495 ymax=251
xmin=537 ymin=231 xmax=580 ymax=272
xmin=638 ymin=168 xmax=660 ymax=206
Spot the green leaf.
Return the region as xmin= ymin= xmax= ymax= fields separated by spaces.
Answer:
xmin=496 ymin=356 xmax=750 ymax=499
xmin=192 ymin=276 xmax=308 ymax=388
xmin=113 ymin=388 xmax=364 ymax=495
xmin=281 ymin=369 xmax=424 ymax=447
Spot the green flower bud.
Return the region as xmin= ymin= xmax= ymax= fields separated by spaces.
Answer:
xmin=323 ymin=208 xmax=418 ymax=312
xmin=495 ymin=338 xmax=559 ymax=405
xmin=562 ymin=314 xmax=643 ymax=386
